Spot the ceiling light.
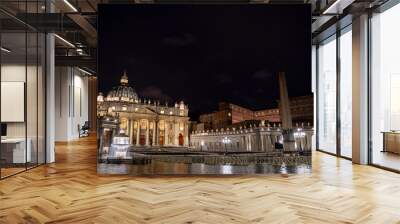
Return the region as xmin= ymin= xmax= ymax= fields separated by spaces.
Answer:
xmin=322 ymin=0 xmax=354 ymax=14
xmin=323 ymin=0 xmax=341 ymax=14
xmin=78 ymin=67 xmax=92 ymax=76
xmin=1 ymin=47 xmax=11 ymax=53
xmin=54 ymin=34 xmax=75 ymax=48
xmin=63 ymin=0 xmax=78 ymax=12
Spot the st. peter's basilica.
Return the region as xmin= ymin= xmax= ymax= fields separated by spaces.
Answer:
xmin=97 ymin=71 xmax=190 ymax=155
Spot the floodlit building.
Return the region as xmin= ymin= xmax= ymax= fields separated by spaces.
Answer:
xmin=190 ymin=121 xmax=313 ymax=153
xmin=97 ymin=72 xmax=190 ymax=148
xmin=198 ymin=96 xmax=313 ymax=130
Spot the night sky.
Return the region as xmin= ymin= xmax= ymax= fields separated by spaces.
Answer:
xmin=98 ymin=4 xmax=311 ymax=120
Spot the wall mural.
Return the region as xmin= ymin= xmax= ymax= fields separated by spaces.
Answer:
xmin=97 ymin=4 xmax=313 ymax=175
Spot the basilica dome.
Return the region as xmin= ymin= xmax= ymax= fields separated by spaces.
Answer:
xmin=106 ymin=71 xmax=139 ymax=103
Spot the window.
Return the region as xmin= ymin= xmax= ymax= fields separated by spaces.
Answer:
xmin=339 ymin=28 xmax=352 ymax=158
xmin=0 ymin=3 xmax=46 ymax=179
xmin=370 ymin=4 xmax=400 ymax=171
xmin=317 ymin=35 xmax=337 ymax=154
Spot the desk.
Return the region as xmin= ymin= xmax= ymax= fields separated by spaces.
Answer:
xmin=1 ymin=138 xmax=31 ymax=163
xmin=382 ymin=131 xmax=400 ymax=154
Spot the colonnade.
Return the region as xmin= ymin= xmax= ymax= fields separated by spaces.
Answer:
xmin=190 ymin=126 xmax=313 ymax=152
xmin=121 ymin=117 xmax=189 ymax=147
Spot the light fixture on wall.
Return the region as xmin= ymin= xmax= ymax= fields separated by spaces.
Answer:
xmin=63 ymin=0 xmax=78 ymax=12
xmin=54 ymin=34 xmax=75 ymax=48
xmin=1 ymin=47 xmax=11 ymax=53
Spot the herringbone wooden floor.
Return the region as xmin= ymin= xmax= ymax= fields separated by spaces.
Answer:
xmin=1 ymin=135 xmax=400 ymax=224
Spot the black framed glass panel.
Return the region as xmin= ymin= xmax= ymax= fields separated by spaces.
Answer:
xmin=339 ymin=26 xmax=352 ymax=158
xmin=317 ymin=35 xmax=337 ymax=154
xmin=370 ymin=3 xmax=400 ymax=171
xmin=0 ymin=1 xmax=46 ymax=179
xmin=0 ymin=31 xmax=28 ymax=178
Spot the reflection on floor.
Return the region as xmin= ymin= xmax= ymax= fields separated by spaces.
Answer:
xmin=1 ymin=135 xmax=400 ymax=223
xmin=0 ymin=163 xmax=43 ymax=179
xmin=373 ymin=151 xmax=400 ymax=171
xmin=99 ymin=149 xmax=312 ymax=175
xmin=0 ymin=167 xmax=25 ymax=178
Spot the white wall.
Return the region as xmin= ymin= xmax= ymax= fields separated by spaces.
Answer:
xmin=55 ymin=66 xmax=89 ymax=141
xmin=1 ymin=63 xmax=46 ymax=164
xmin=1 ymin=64 xmax=42 ymax=137
xmin=1 ymin=64 xmax=26 ymax=138
xmin=55 ymin=66 xmax=69 ymax=140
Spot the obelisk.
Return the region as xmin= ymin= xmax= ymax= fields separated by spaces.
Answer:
xmin=278 ymin=72 xmax=295 ymax=152
xmin=278 ymin=72 xmax=293 ymax=129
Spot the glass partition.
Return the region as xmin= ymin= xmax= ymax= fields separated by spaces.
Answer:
xmin=1 ymin=30 xmax=28 ymax=177
xmin=370 ymin=3 xmax=400 ymax=171
xmin=0 ymin=2 xmax=46 ymax=179
xmin=317 ymin=35 xmax=337 ymax=154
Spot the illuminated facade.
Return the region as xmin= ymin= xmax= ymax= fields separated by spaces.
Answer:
xmin=97 ymin=72 xmax=190 ymax=151
xmin=198 ymin=96 xmax=313 ymax=130
xmin=190 ymin=121 xmax=313 ymax=152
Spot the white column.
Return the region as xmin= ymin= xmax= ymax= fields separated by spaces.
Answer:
xmin=172 ymin=121 xmax=176 ymax=146
xmin=156 ymin=121 xmax=160 ymax=146
xmin=165 ymin=121 xmax=169 ymax=145
xmin=127 ymin=119 xmax=131 ymax=143
xmin=130 ymin=119 xmax=134 ymax=144
xmin=251 ymin=135 xmax=254 ymax=151
xmin=174 ymin=122 xmax=179 ymax=145
xmin=46 ymin=23 xmax=55 ymax=163
xmin=145 ymin=121 xmax=150 ymax=146
xmin=152 ymin=121 xmax=157 ymax=146
xmin=249 ymin=135 xmax=253 ymax=151
xmin=245 ymin=135 xmax=249 ymax=151
xmin=352 ymin=14 xmax=369 ymax=164
xmin=184 ymin=124 xmax=189 ymax=146
xmin=269 ymin=134 xmax=274 ymax=151
xmin=260 ymin=134 xmax=264 ymax=152
xmin=136 ymin=121 xmax=140 ymax=146
xmin=244 ymin=135 xmax=249 ymax=151
xmin=54 ymin=67 xmax=71 ymax=141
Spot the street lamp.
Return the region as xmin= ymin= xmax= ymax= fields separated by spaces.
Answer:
xmin=222 ymin=137 xmax=231 ymax=153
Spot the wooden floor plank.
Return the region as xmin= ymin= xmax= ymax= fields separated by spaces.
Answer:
xmin=0 ymin=135 xmax=400 ymax=224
